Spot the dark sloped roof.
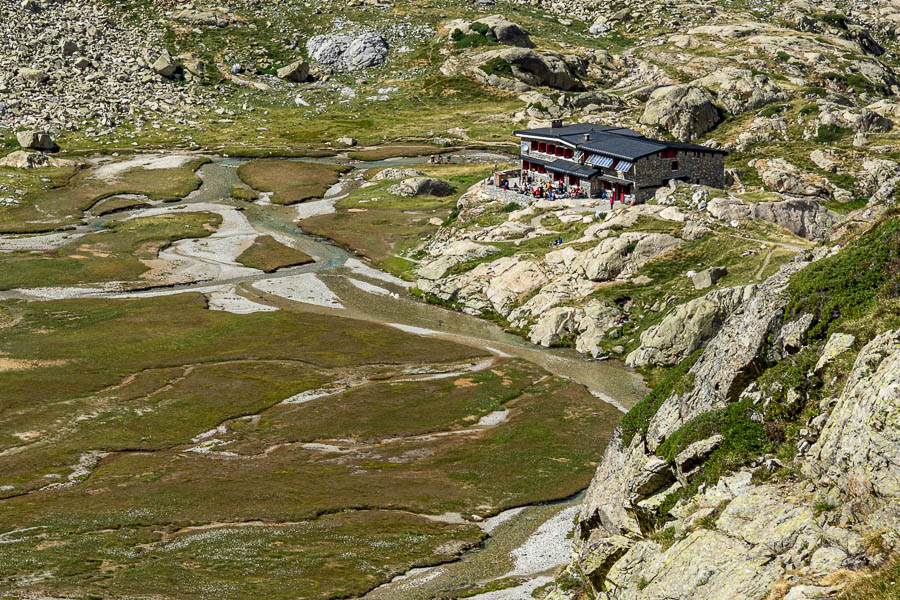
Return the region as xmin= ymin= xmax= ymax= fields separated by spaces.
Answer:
xmin=524 ymin=156 xmax=599 ymax=179
xmin=514 ymin=123 xmax=727 ymax=160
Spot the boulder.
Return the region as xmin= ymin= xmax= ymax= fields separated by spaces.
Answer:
xmin=749 ymin=198 xmax=839 ymax=241
xmin=626 ymin=285 xmax=754 ymax=367
xmin=754 ymin=158 xmax=830 ymax=198
xmin=277 ymin=60 xmax=309 ymax=82
xmin=172 ymin=8 xmax=233 ymax=27
xmin=692 ymin=266 xmax=728 ymax=290
xmin=854 ymin=108 xmax=893 ymax=133
xmin=373 ymin=167 xmax=425 ymax=181
xmin=810 ymin=149 xmax=839 ymax=173
xmin=60 ymin=40 xmax=79 ymax=56
xmin=815 ymin=333 xmax=855 ymax=372
xmin=152 ymin=51 xmax=178 ymax=78
xmin=578 ymin=232 xmax=681 ymax=282
xmin=0 ymin=150 xmax=74 ymax=168
xmin=19 ymin=67 xmax=49 ymax=84
xmin=675 ymin=434 xmax=724 ymax=476
xmin=471 ymin=15 xmax=534 ymax=48
xmin=641 ymin=85 xmax=721 ymax=141
xmin=529 ymin=306 xmax=578 ymax=347
xmin=307 ymin=32 xmax=388 ymax=70
xmin=388 ymin=177 xmax=454 ymax=198
xmin=336 ymin=136 xmax=357 ymax=147
xmin=16 ymin=130 xmax=58 ymax=152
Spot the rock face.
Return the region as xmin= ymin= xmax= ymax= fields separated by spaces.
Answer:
xmin=473 ymin=48 xmax=584 ymax=91
xmin=626 ymin=285 xmax=755 ymax=367
xmin=804 ymin=329 xmax=900 ymax=499
xmin=416 ymin=240 xmax=499 ymax=281
xmin=277 ymin=60 xmax=309 ymax=82
xmin=641 ymin=85 xmax=721 ymax=141
xmin=388 ymin=177 xmax=454 ymax=198
xmin=16 ymin=130 xmax=58 ymax=152
xmin=749 ymin=199 xmax=839 ymax=241
xmin=306 ymin=31 xmax=389 ymax=70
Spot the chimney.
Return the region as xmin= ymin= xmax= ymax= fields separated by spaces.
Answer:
xmin=584 ymin=134 xmax=591 ymax=141
xmin=551 ymin=119 xmax=563 ymax=128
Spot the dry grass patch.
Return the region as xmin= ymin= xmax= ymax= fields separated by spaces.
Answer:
xmin=236 ymin=235 xmax=313 ymax=272
xmin=236 ymin=158 xmax=350 ymax=205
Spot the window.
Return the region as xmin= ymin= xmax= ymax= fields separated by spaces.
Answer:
xmin=565 ymin=148 xmax=574 ymax=159
xmin=671 ymin=161 xmax=679 ymax=171
xmin=661 ymin=149 xmax=677 ymax=159
xmin=611 ymin=159 xmax=619 ymax=170
xmin=531 ymin=140 xmax=538 ymax=151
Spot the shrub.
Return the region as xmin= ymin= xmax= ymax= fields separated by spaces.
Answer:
xmin=799 ymin=103 xmax=820 ymax=116
xmin=470 ymin=21 xmax=491 ymax=36
xmin=455 ymin=33 xmax=498 ymax=49
xmin=821 ymin=12 xmax=847 ymax=29
xmin=776 ymin=51 xmax=791 ymax=61
xmin=760 ymin=104 xmax=789 ymax=118
xmin=816 ymin=123 xmax=851 ymax=143
xmin=479 ymin=57 xmax=513 ymax=78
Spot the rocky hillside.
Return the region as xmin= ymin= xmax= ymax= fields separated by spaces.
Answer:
xmin=541 ymin=211 xmax=900 ymax=600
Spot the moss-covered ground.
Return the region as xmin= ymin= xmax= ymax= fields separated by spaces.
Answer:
xmin=236 ymin=159 xmax=351 ymax=205
xmin=0 ymin=212 xmax=221 ymax=290
xmin=235 ymin=234 xmax=313 ymax=272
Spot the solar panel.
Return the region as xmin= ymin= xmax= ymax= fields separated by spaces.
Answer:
xmin=617 ymin=160 xmax=633 ymax=172
xmin=585 ymin=154 xmax=614 ymax=168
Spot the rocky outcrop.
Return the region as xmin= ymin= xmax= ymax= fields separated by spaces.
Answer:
xmin=373 ymin=168 xmax=425 ymax=181
xmin=578 ymin=254 xmax=814 ymax=541
xmin=626 ymin=285 xmax=755 ymax=367
xmin=694 ymin=67 xmax=787 ymax=115
xmin=277 ymin=60 xmax=309 ymax=82
xmin=640 ymin=85 xmax=721 ymax=141
xmin=447 ymin=15 xmax=534 ymax=48
xmin=803 ymin=329 xmax=900 ymax=499
xmin=472 ymin=48 xmax=584 ymax=91
xmin=388 ymin=177 xmax=454 ymax=198
xmin=691 ymin=266 xmax=727 ymax=290
xmin=416 ymin=240 xmax=498 ymax=281
xmin=16 ymin=130 xmax=58 ymax=152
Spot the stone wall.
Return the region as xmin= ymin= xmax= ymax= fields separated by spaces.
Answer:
xmin=633 ymin=151 xmax=726 ymax=197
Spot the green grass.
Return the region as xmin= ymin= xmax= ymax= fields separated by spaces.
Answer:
xmin=619 ymin=350 xmax=702 ymax=447
xmin=91 ymin=194 xmax=151 ymax=216
xmin=0 ymin=212 xmax=221 ymax=290
xmin=816 ymin=123 xmax=852 ymax=143
xmin=236 ymin=159 xmax=350 ymax=205
xmin=785 ymin=215 xmax=900 ymax=339
xmin=236 ymin=235 xmax=313 ymax=272
xmin=839 ymin=556 xmax=900 ymax=600
xmin=479 ymin=57 xmax=514 ymax=78
xmin=301 ymin=163 xmax=492 ymax=277
xmin=0 ymin=289 xmax=622 ymax=599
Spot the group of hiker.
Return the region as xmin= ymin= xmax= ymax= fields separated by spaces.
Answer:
xmin=428 ymin=154 xmax=453 ymax=164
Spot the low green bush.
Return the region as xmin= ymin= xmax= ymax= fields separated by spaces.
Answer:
xmin=816 ymin=123 xmax=852 ymax=143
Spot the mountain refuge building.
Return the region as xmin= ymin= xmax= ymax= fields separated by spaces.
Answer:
xmin=514 ymin=121 xmax=727 ymax=204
